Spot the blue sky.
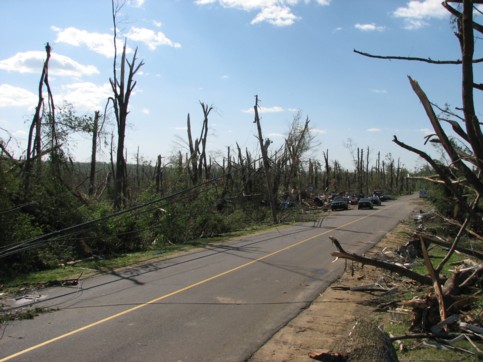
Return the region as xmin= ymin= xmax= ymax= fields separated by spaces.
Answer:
xmin=1 ymin=0 xmax=481 ymax=170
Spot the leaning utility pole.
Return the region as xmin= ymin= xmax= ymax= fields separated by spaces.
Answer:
xmin=253 ymin=95 xmax=278 ymax=224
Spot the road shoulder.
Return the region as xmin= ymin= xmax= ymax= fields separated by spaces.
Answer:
xmin=249 ymin=205 xmax=422 ymax=362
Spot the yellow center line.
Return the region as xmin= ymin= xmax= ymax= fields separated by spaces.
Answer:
xmin=1 ymin=206 xmax=389 ymax=361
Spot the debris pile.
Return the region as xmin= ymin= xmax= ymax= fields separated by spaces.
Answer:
xmin=323 ymin=215 xmax=482 ymax=359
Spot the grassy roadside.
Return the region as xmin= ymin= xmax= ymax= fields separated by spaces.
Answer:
xmin=0 ymin=223 xmax=283 ymax=292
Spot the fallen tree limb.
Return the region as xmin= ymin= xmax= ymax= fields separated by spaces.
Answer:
xmin=390 ymin=332 xmax=482 ymax=342
xmin=416 ymin=232 xmax=483 ymax=260
xmin=433 ymin=212 xmax=483 ymax=241
xmin=330 ymin=236 xmax=432 ymax=286
xmin=332 ymin=284 xmax=393 ymax=293
xmin=420 ymin=235 xmax=448 ymax=329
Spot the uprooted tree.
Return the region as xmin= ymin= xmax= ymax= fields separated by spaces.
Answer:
xmin=334 ymin=0 xmax=483 ymax=334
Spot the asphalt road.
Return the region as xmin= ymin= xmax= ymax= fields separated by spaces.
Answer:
xmin=0 ymin=194 xmax=419 ymax=362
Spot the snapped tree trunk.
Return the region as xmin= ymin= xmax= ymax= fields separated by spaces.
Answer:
xmin=88 ymin=111 xmax=100 ymax=196
xmin=253 ymin=95 xmax=278 ymax=224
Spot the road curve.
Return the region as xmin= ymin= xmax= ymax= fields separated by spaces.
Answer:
xmin=0 ymin=194 xmax=420 ymax=362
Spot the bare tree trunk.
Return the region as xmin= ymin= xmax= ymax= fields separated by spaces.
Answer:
xmin=110 ymin=44 xmax=143 ymax=209
xmin=199 ymin=102 xmax=211 ymax=180
xmin=155 ymin=154 xmax=163 ymax=195
xmin=323 ymin=149 xmax=330 ymax=192
xmin=236 ymin=143 xmax=248 ymax=195
xmin=186 ymin=113 xmax=197 ymax=185
xmin=254 ymin=95 xmax=277 ymax=223
xmin=88 ymin=111 xmax=100 ymax=196
xmin=366 ymin=146 xmax=370 ymax=195
xmin=23 ymin=43 xmax=53 ymax=195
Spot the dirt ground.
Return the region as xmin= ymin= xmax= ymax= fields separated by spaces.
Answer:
xmin=249 ymin=203 xmax=424 ymax=362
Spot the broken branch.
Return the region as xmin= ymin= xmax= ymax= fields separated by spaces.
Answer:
xmin=329 ymin=236 xmax=432 ymax=285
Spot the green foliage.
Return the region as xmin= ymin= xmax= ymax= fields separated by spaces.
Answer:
xmin=157 ymin=188 xmax=228 ymax=243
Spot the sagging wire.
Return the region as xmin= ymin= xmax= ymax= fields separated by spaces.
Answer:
xmin=0 ymin=176 xmax=223 ymax=259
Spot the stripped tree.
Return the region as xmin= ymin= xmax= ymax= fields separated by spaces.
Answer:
xmin=186 ymin=102 xmax=213 ymax=185
xmin=109 ymin=0 xmax=144 ymax=209
xmin=23 ymin=43 xmax=55 ymax=195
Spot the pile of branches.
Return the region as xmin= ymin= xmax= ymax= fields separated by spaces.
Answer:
xmin=329 ymin=221 xmax=482 ymax=357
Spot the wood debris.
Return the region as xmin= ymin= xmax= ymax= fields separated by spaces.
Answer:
xmin=328 ymin=227 xmax=483 ymax=357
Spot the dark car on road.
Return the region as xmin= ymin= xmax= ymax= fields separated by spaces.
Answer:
xmin=379 ymin=194 xmax=391 ymax=201
xmin=358 ymin=198 xmax=373 ymax=210
xmin=331 ymin=196 xmax=349 ymax=211
xmin=369 ymin=196 xmax=381 ymax=206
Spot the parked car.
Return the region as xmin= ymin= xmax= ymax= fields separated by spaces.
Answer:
xmin=331 ymin=196 xmax=349 ymax=211
xmin=369 ymin=196 xmax=381 ymax=206
xmin=357 ymin=198 xmax=373 ymax=210
xmin=379 ymin=194 xmax=392 ymax=201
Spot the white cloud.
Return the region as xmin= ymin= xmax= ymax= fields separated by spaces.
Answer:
xmin=367 ymin=128 xmax=382 ymax=132
xmin=0 ymin=84 xmax=37 ymax=108
xmin=354 ymin=23 xmax=385 ymax=32
xmin=0 ymin=51 xmax=99 ymax=77
xmin=251 ymin=5 xmax=299 ymax=26
xmin=57 ymin=82 xmax=112 ymax=111
xmin=52 ymin=26 xmax=126 ymax=58
xmin=125 ymin=27 xmax=182 ymax=49
xmin=128 ymin=0 xmax=145 ymax=7
xmin=393 ymin=0 xmax=447 ymax=29
xmin=142 ymin=108 xmax=150 ymax=114
xmin=195 ymin=0 xmax=331 ymax=26
xmin=53 ymin=25 xmax=180 ymax=55
xmin=420 ymin=127 xmax=433 ymax=135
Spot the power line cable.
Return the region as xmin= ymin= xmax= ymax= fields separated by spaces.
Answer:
xmin=0 ymin=175 xmax=223 ymax=259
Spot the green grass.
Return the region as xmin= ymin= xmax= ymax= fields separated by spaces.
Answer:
xmin=411 ymin=244 xmax=469 ymax=276
xmin=384 ymin=318 xmax=481 ymax=361
xmin=397 ymin=344 xmax=481 ymax=362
